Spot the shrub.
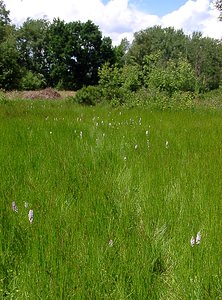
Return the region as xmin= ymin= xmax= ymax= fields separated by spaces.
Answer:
xmin=143 ymin=55 xmax=196 ymax=95
xmin=75 ymin=85 xmax=103 ymax=105
xmin=20 ymin=71 xmax=46 ymax=90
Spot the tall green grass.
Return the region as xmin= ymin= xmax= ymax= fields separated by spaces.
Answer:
xmin=1 ymin=100 xmax=222 ymax=299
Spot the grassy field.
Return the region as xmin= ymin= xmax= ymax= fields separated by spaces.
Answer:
xmin=1 ymin=99 xmax=222 ymax=299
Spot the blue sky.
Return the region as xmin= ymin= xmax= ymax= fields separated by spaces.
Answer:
xmin=102 ymin=0 xmax=187 ymax=16
xmin=135 ymin=0 xmax=187 ymax=16
xmin=4 ymin=0 xmax=222 ymax=45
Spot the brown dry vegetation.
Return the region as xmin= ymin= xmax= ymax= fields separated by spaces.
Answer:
xmin=4 ymin=88 xmax=76 ymax=100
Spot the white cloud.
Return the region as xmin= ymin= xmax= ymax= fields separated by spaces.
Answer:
xmin=4 ymin=0 xmax=222 ymax=45
xmin=161 ymin=0 xmax=222 ymax=39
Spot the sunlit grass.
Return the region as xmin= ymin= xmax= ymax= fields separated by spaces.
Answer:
xmin=1 ymin=100 xmax=222 ymax=299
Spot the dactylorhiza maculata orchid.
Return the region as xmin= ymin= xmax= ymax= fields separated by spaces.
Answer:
xmin=12 ymin=201 xmax=18 ymax=212
xmin=190 ymin=231 xmax=201 ymax=247
xmin=28 ymin=210 xmax=34 ymax=224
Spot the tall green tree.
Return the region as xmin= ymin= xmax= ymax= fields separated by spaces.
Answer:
xmin=126 ymin=26 xmax=222 ymax=91
xmin=127 ymin=26 xmax=188 ymax=65
xmin=46 ymin=19 xmax=115 ymax=90
xmin=114 ymin=38 xmax=130 ymax=67
xmin=187 ymin=32 xmax=222 ymax=91
xmin=17 ymin=18 xmax=49 ymax=79
xmin=0 ymin=1 xmax=21 ymax=89
xmin=0 ymin=0 xmax=10 ymax=42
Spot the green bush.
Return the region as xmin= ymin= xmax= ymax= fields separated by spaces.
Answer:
xmin=75 ymin=85 xmax=103 ymax=105
xmin=20 ymin=71 xmax=46 ymax=90
xmin=142 ymin=55 xmax=196 ymax=95
xmin=98 ymin=63 xmax=142 ymax=106
xmin=170 ymin=91 xmax=195 ymax=110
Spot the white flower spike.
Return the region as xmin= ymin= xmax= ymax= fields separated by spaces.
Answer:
xmin=28 ymin=210 xmax=34 ymax=224
xmin=196 ymin=231 xmax=201 ymax=245
xmin=190 ymin=236 xmax=195 ymax=247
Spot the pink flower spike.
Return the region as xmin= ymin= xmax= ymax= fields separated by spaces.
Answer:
xmin=109 ymin=239 xmax=114 ymax=247
xmin=190 ymin=236 xmax=195 ymax=247
xmin=28 ymin=210 xmax=34 ymax=224
xmin=12 ymin=201 xmax=18 ymax=212
xmin=196 ymin=231 xmax=201 ymax=245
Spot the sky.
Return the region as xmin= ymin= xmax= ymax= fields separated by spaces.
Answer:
xmin=4 ymin=0 xmax=222 ymax=45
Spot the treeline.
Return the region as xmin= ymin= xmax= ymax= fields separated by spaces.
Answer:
xmin=0 ymin=0 xmax=222 ymax=104
xmin=0 ymin=1 xmax=116 ymax=90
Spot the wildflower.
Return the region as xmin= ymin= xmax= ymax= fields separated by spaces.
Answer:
xmin=109 ymin=239 xmax=113 ymax=247
xmin=196 ymin=231 xmax=201 ymax=245
xmin=124 ymin=156 xmax=127 ymax=161
xmin=190 ymin=236 xmax=195 ymax=247
xmin=165 ymin=141 xmax=169 ymax=149
xmin=80 ymin=131 xmax=83 ymax=139
xmin=24 ymin=201 xmax=28 ymax=209
xmin=12 ymin=201 xmax=18 ymax=212
xmin=28 ymin=210 xmax=34 ymax=224
xmin=135 ymin=144 xmax=138 ymax=149
xmin=146 ymin=130 xmax=149 ymax=136
xmin=50 ymin=131 xmax=52 ymax=134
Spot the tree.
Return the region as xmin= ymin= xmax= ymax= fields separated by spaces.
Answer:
xmin=0 ymin=1 xmax=22 ymax=89
xmin=114 ymin=38 xmax=130 ymax=66
xmin=0 ymin=0 xmax=10 ymax=43
xmin=126 ymin=26 xmax=188 ymax=66
xmin=126 ymin=26 xmax=222 ymax=92
xmin=142 ymin=53 xmax=196 ymax=95
xmin=17 ymin=18 xmax=49 ymax=80
xmin=215 ymin=0 xmax=222 ymax=20
xmin=0 ymin=33 xmax=22 ymax=90
xmin=187 ymin=32 xmax=222 ymax=91
xmin=45 ymin=19 xmax=115 ymax=90
xmin=0 ymin=0 xmax=10 ymax=41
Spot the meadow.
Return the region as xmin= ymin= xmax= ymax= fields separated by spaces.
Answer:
xmin=1 ymin=99 xmax=222 ymax=299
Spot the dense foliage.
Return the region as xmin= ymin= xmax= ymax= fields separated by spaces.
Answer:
xmin=0 ymin=0 xmax=222 ymax=106
xmin=0 ymin=1 xmax=115 ymax=90
xmin=216 ymin=0 xmax=222 ymax=20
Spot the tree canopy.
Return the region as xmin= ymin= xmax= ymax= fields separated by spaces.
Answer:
xmin=216 ymin=0 xmax=222 ymax=20
xmin=0 ymin=0 xmax=221 ymax=96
